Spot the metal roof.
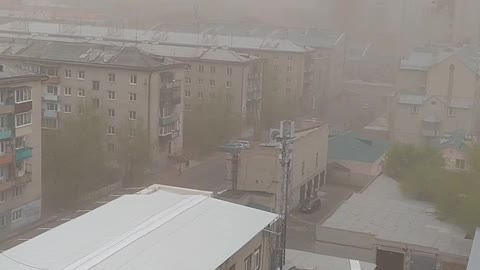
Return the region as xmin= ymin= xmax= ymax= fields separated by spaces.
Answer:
xmin=467 ymin=228 xmax=480 ymax=270
xmin=328 ymin=132 xmax=390 ymax=163
xmin=0 ymin=63 xmax=43 ymax=82
xmin=0 ymin=190 xmax=277 ymax=270
xmin=449 ymin=97 xmax=474 ymax=109
xmin=321 ymin=175 xmax=473 ymax=258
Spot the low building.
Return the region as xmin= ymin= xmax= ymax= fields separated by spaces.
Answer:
xmin=0 ymin=64 xmax=44 ymax=241
xmin=228 ymin=121 xmax=328 ymax=212
xmin=432 ymin=129 xmax=475 ymax=171
xmin=327 ymin=132 xmax=390 ymax=187
xmin=0 ymin=185 xmax=278 ymax=270
xmin=316 ymin=174 xmax=473 ymax=270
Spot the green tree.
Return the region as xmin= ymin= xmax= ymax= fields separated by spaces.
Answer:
xmin=467 ymin=143 xmax=480 ymax=173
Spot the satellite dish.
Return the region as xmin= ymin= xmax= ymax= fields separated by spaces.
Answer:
xmin=270 ymin=129 xmax=280 ymax=142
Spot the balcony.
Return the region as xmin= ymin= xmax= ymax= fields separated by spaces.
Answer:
xmin=16 ymin=147 xmax=32 ymax=161
xmin=14 ymin=101 xmax=32 ymax=114
xmin=46 ymin=76 xmax=60 ymax=84
xmin=16 ymin=171 xmax=32 ymax=185
xmin=43 ymin=110 xmax=58 ymax=119
xmin=248 ymin=73 xmax=260 ymax=81
xmin=160 ymin=81 xmax=182 ymax=106
xmin=0 ymin=104 xmax=14 ymax=115
xmin=247 ymin=91 xmax=262 ymax=102
xmin=0 ymin=153 xmax=13 ymax=166
xmin=159 ymin=113 xmax=179 ymax=126
xmin=0 ymin=129 xmax=12 ymax=140
xmin=43 ymin=93 xmax=59 ymax=102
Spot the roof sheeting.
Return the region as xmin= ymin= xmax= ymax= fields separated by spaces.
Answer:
xmin=0 ymin=191 xmax=277 ymax=270
xmin=328 ymin=132 xmax=390 ymax=163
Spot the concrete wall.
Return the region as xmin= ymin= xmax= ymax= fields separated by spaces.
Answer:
xmin=397 ymin=69 xmax=427 ymax=93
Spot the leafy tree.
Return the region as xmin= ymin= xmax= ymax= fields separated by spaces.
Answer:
xmin=401 ymin=164 xmax=444 ymax=201
xmin=467 ymin=143 xmax=480 ymax=174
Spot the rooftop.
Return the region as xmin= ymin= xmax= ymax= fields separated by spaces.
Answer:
xmin=398 ymin=94 xmax=474 ymax=109
xmin=0 ymin=189 xmax=278 ymax=270
xmin=432 ymin=129 xmax=473 ymax=152
xmin=0 ymin=63 xmax=43 ymax=82
xmin=286 ymin=249 xmax=376 ymax=270
xmin=328 ymin=132 xmax=390 ymax=163
xmin=321 ymin=175 xmax=473 ymax=258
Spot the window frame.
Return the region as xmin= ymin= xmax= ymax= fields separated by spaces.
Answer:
xmin=15 ymin=88 xmax=32 ymax=104
xmin=108 ymin=91 xmax=116 ymax=100
xmin=77 ymin=88 xmax=85 ymax=97
xmin=130 ymin=74 xmax=137 ymax=85
xmin=78 ymin=71 xmax=86 ymax=80
xmin=107 ymin=126 xmax=115 ymax=135
xmin=15 ymin=112 xmax=32 ymax=128
xmin=64 ymin=69 xmax=71 ymax=78
xmin=129 ymin=92 xmax=137 ymax=101
xmin=129 ymin=111 xmax=137 ymax=120
xmin=64 ymin=104 xmax=72 ymax=113
xmin=11 ymin=207 xmax=23 ymax=223
xmin=108 ymin=108 xmax=115 ymax=118
xmin=411 ymin=105 xmax=419 ymax=114
xmin=92 ymin=80 xmax=100 ymax=90
xmin=64 ymin=87 xmax=72 ymax=96
xmin=108 ymin=73 xmax=116 ymax=82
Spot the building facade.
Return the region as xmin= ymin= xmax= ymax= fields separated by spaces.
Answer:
xmin=0 ymin=64 xmax=44 ymax=241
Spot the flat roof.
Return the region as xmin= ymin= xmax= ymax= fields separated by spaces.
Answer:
xmin=467 ymin=228 xmax=480 ymax=270
xmin=286 ymin=249 xmax=376 ymax=270
xmin=321 ymin=175 xmax=472 ymax=257
xmin=0 ymin=63 xmax=44 ymax=82
xmin=0 ymin=190 xmax=278 ymax=270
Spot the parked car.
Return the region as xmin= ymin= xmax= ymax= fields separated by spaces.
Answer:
xmin=218 ymin=143 xmax=244 ymax=153
xmin=300 ymin=196 xmax=321 ymax=214
xmin=236 ymin=140 xmax=251 ymax=149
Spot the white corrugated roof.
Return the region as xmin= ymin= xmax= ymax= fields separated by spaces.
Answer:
xmin=0 ymin=190 xmax=277 ymax=270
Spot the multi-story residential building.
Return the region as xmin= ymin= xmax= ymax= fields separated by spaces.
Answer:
xmin=0 ymin=40 xmax=186 ymax=166
xmin=0 ymin=64 xmax=44 ymax=241
xmin=390 ymin=45 xmax=480 ymax=144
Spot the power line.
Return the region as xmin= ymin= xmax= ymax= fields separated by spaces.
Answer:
xmin=0 ymin=252 xmax=48 ymax=270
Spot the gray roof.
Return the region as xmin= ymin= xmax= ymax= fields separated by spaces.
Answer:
xmin=467 ymin=228 xmax=480 ymax=270
xmin=432 ymin=129 xmax=471 ymax=152
xmin=328 ymin=132 xmax=390 ymax=163
xmin=322 ymin=175 xmax=473 ymax=257
xmin=0 ymin=40 xmax=180 ymax=70
xmin=0 ymin=63 xmax=43 ymax=82
xmin=286 ymin=249 xmax=376 ymax=270
xmin=398 ymin=94 xmax=427 ymax=105
xmin=450 ymin=97 xmax=474 ymax=109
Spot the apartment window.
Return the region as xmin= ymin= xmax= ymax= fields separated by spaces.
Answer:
xmin=129 ymin=111 xmax=137 ymax=120
xmin=47 ymin=85 xmax=58 ymax=95
xmin=92 ymin=98 xmax=100 ymax=109
xmin=0 ymin=115 xmax=6 ymax=129
xmin=315 ymin=153 xmax=319 ymax=167
xmin=456 ymin=159 xmax=465 ymax=170
xmin=129 ymin=93 xmax=137 ymax=101
xmin=185 ymin=90 xmax=191 ymax=97
xmin=302 ymin=161 xmax=305 ymax=176
xmin=411 ymin=105 xmax=419 ymax=114
xmin=15 ymin=137 xmax=25 ymax=149
xmin=0 ymin=216 xmax=5 ymax=227
xmin=198 ymin=78 xmax=204 ymax=85
xmin=15 ymin=112 xmax=31 ymax=127
xmin=130 ymin=74 xmax=137 ymax=85
xmin=64 ymin=69 xmax=71 ymax=78
xmin=64 ymin=87 xmax=72 ymax=96
xmin=92 ymin=80 xmax=100 ymax=90
xmin=286 ymin=77 xmax=292 ymax=83
xmin=244 ymin=255 xmax=252 ymax=270
xmin=273 ymin=55 xmax=279 ymax=60
xmin=11 ymin=208 xmax=23 ymax=222
xmin=448 ymin=107 xmax=456 ymax=117
xmin=0 ymin=141 xmax=7 ymax=155
xmin=186 ymin=65 xmax=191 ymax=71
xmin=107 ymin=126 xmax=115 ymax=135
xmin=273 ymin=65 xmax=279 ymax=71
xmin=64 ymin=104 xmax=72 ymax=113
xmin=78 ymin=88 xmax=85 ymax=97
xmin=288 ymin=55 xmax=293 ymax=61
xmin=129 ymin=127 xmax=136 ymax=137
xmin=0 ymin=166 xmax=7 ymax=182
xmin=287 ymin=66 xmax=293 ymax=72
xmin=198 ymin=65 xmax=204 ymax=72
xmin=46 ymin=103 xmax=58 ymax=111
xmin=210 ymin=80 xmax=216 ymax=86
xmin=15 ymin=88 xmax=31 ymax=103
xmin=78 ymin=71 xmax=85 ymax=80
xmin=186 ymin=77 xmax=191 ymax=84
xmin=108 ymin=91 xmax=115 ymax=100
xmin=108 ymin=108 xmax=115 ymax=117
xmin=226 ymin=81 xmax=232 ymax=88
xmin=227 ymin=67 xmax=233 ymax=75
xmin=108 ymin=73 xmax=116 ymax=82
xmin=210 ymin=66 xmax=216 ymax=73
xmin=0 ymin=191 xmax=4 ymax=203
xmin=107 ymin=143 xmax=115 ymax=152
xmin=197 ymin=92 xmax=204 ymax=99
xmin=13 ymin=186 xmax=23 ymax=198
xmin=286 ymin=88 xmax=291 ymax=94
xmin=253 ymin=247 xmax=261 ymax=270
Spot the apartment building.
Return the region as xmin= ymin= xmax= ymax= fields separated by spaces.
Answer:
xmin=0 ymin=64 xmax=44 ymax=241
xmin=390 ymin=45 xmax=480 ymax=144
xmin=0 ymin=40 xmax=186 ymax=165
xmin=228 ymin=121 xmax=328 ymax=212
xmin=0 ymin=185 xmax=278 ymax=270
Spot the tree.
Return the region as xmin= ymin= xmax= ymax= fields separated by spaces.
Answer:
xmin=467 ymin=143 xmax=480 ymax=174
xmin=42 ymin=104 xmax=111 ymax=207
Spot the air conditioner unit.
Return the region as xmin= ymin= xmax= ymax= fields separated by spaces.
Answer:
xmin=269 ymin=129 xmax=280 ymax=143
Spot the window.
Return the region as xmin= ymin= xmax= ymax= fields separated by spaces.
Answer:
xmin=287 ymin=66 xmax=293 ymax=72
xmin=210 ymin=66 xmax=216 ymax=73
xmin=411 ymin=105 xmax=419 ymax=114
xmin=64 ymin=87 xmax=72 ymax=96
xmin=0 ymin=166 xmax=7 ymax=182
xmin=15 ymin=88 xmax=31 ymax=103
xmin=129 ymin=92 xmax=137 ymax=101
xmin=107 ymin=143 xmax=115 ymax=152
xmin=13 ymin=186 xmax=23 ymax=198
xmin=448 ymin=107 xmax=456 ymax=117
xmin=315 ymin=153 xmax=319 ymax=167
xmin=0 ymin=191 xmax=4 ymax=203
xmin=78 ymin=71 xmax=85 ymax=80
xmin=107 ymin=126 xmax=115 ymax=135
xmin=11 ymin=208 xmax=23 ymax=222
xmin=302 ymin=161 xmax=305 ymax=176
xmin=286 ymin=88 xmax=291 ymax=94
xmin=15 ymin=137 xmax=25 ymax=149
xmin=197 ymin=92 xmax=204 ymax=99
xmin=273 ymin=65 xmax=279 ymax=71
xmin=226 ymin=81 xmax=232 ymax=88
xmin=41 ymin=66 xmax=57 ymax=77
xmin=129 ymin=111 xmax=137 ymax=120
xmin=108 ymin=108 xmax=115 ymax=117
xmin=186 ymin=77 xmax=191 ymax=84
xmin=0 ymin=115 xmax=6 ymax=129
xmin=186 ymin=65 xmax=191 ymax=71
xmin=286 ymin=77 xmax=292 ymax=83
xmin=227 ymin=67 xmax=233 ymax=75
xmin=198 ymin=65 xmax=204 ymax=72
xmin=15 ymin=112 xmax=31 ymax=127
xmin=244 ymin=255 xmax=252 ymax=270
xmin=198 ymin=78 xmax=204 ymax=85
xmin=288 ymin=55 xmax=293 ymax=61
xmin=78 ymin=88 xmax=85 ymax=97
xmin=0 ymin=141 xmax=7 ymax=154
xmin=130 ymin=75 xmax=137 ymax=85
xmin=456 ymin=159 xmax=465 ymax=169
xmin=210 ymin=80 xmax=216 ymax=86
xmin=47 ymin=85 xmax=58 ymax=95
xmin=92 ymin=80 xmax=100 ymax=90
xmin=46 ymin=103 xmax=58 ymax=111
xmin=108 ymin=73 xmax=116 ymax=82
xmin=108 ymin=91 xmax=115 ymax=100
xmin=185 ymin=90 xmax=191 ymax=97
xmin=273 ymin=55 xmax=279 ymax=60
xmin=253 ymin=247 xmax=261 ymax=270
xmin=64 ymin=69 xmax=71 ymax=78
xmin=92 ymin=98 xmax=100 ymax=109
xmin=0 ymin=216 xmax=4 ymax=227
xmin=64 ymin=104 xmax=71 ymax=113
